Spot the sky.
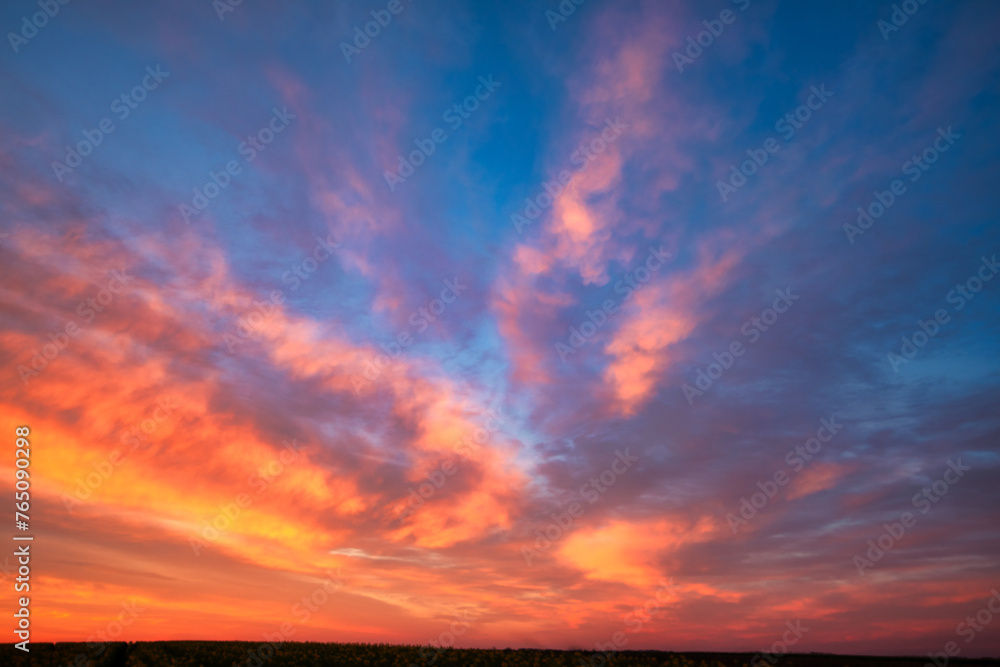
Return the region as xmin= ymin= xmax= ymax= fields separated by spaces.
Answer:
xmin=1 ymin=0 xmax=1000 ymax=658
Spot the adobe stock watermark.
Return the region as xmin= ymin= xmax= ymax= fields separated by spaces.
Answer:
xmin=521 ymin=449 xmax=639 ymax=565
xmin=65 ymin=598 xmax=146 ymax=667
xmin=555 ymin=244 xmax=672 ymax=363
xmin=410 ymin=611 xmax=475 ymax=667
xmin=340 ymin=0 xmax=412 ymax=63
xmin=243 ymin=569 xmax=346 ymax=667
xmin=7 ymin=0 xmax=71 ymax=54
xmin=512 ymin=118 xmax=628 ymax=234
xmin=844 ymin=127 xmax=961 ymax=244
xmin=190 ymin=439 xmax=307 ymax=555
xmin=581 ymin=580 xmax=678 ymax=667
xmin=925 ymin=589 xmax=1000 ymax=667
xmin=351 ymin=277 xmax=467 ymax=392
xmin=396 ymin=406 xmax=507 ymax=522
xmin=61 ymin=396 xmax=178 ymax=513
xmin=682 ymin=288 xmax=799 ymax=404
xmin=545 ymin=0 xmax=586 ymax=31
xmin=384 ymin=76 xmax=501 ymax=191
xmin=877 ymin=0 xmax=932 ymax=41
xmin=717 ymin=84 xmax=833 ymax=202
xmin=673 ymin=0 xmax=751 ymax=73
xmin=750 ymin=620 xmax=810 ymax=667
xmin=0 ymin=555 xmax=19 ymax=585
xmin=223 ymin=233 xmax=341 ymax=353
xmin=853 ymin=458 xmax=971 ymax=576
xmin=51 ymin=65 xmax=170 ymax=182
xmin=16 ymin=267 xmax=134 ymax=385
xmin=213 ymin=0 xmax=244 ymax=21
xmin=886 ymin=254 xmax=997 ymax=372
xmin=726 ymin=416 xmax=844 ymax=533
xmin=179 ymin=107 xmax=296 ymax=224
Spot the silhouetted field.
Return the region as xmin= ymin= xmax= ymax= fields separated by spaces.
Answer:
xmin=4 ymin=642 xmax=1000 ymax=667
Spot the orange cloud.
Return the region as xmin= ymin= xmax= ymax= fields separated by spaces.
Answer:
xmin=787 ymin=462 xmax=853 ymax=501
xmin=558 ymin=517 xmax=718 ymax=590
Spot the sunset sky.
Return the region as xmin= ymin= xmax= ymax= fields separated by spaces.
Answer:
xmin=2 ymin=0 xmax=1000 ymax=658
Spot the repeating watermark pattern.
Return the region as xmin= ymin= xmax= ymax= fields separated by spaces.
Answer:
xmin=673 ymin=0 xmax=752 ymax=73
xmin=119 ymin=397 xmax=177 ymax=451
xmin=853 ymin=458 xmax=971 ymax=576
xmin=512 ymin=119 xmax=628 ymax=234
xmin=0 ymin=554 xmax=18 ymax=584
xmin=65 ymin=598 xmax=146 ymax=665
xmin=384 ymin=76 xmax=502 ymax=191
xmin=750 ymin=620 xmax=809 ymax=667
xmin=62 ymin=396 xmax=178 ymax=513
xmin=243 ymin=569 xmax=346 ymax=667
xmin=682 ymin=288 xmax=799 ymax=404
xmin=877 ymin=0 xmax=933 ymax=41
xmin=844 ymin=127 xmax=961 ymax=244
xmin=351 ymin=277 xmax=467 ymax=392
xmin=717 ymin=84 xmax=833 ymax=202
xmin=6 ymin=0 xmax=72 ymax=54
xmin=280 ymin=236 xmax=341 ymax=292
xmin=556 ymin=244 xmax=672 ymax=363
xmin=51 ymin=65 xmax=170 ymax=182
xmin=190 ymin=439 xmax=307 ymax=555
xmin=925 ymin=589 xmax=1000 ymax=667
xmin=581 ymin=580 xmax=678 ymax=666
xmin=179 ymin=107 xmax=296 ymax=224
xmin=521 ymin=449 xmax=638 ymax=565
xmin=223 ymin=233 xmax=341 ymax=353
xmin=886 ymin=254 xmax=997 ymax=372
xmin=16 ymin=268 xmax=135 ymax=385
xmin=213 ymin=0 xmax=244 ymax=21
xmin=396 ymin=407 xmax=507 ymax=522
xmin=726 ymin=416 xmax=844 ymax=533
xmin=410 ymin=611 xmax=475 ymax=667
xmin=545 ymin=0 xmax=586 ymax=32
xmin=341 ymin=0 xmax=413 ymax=63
